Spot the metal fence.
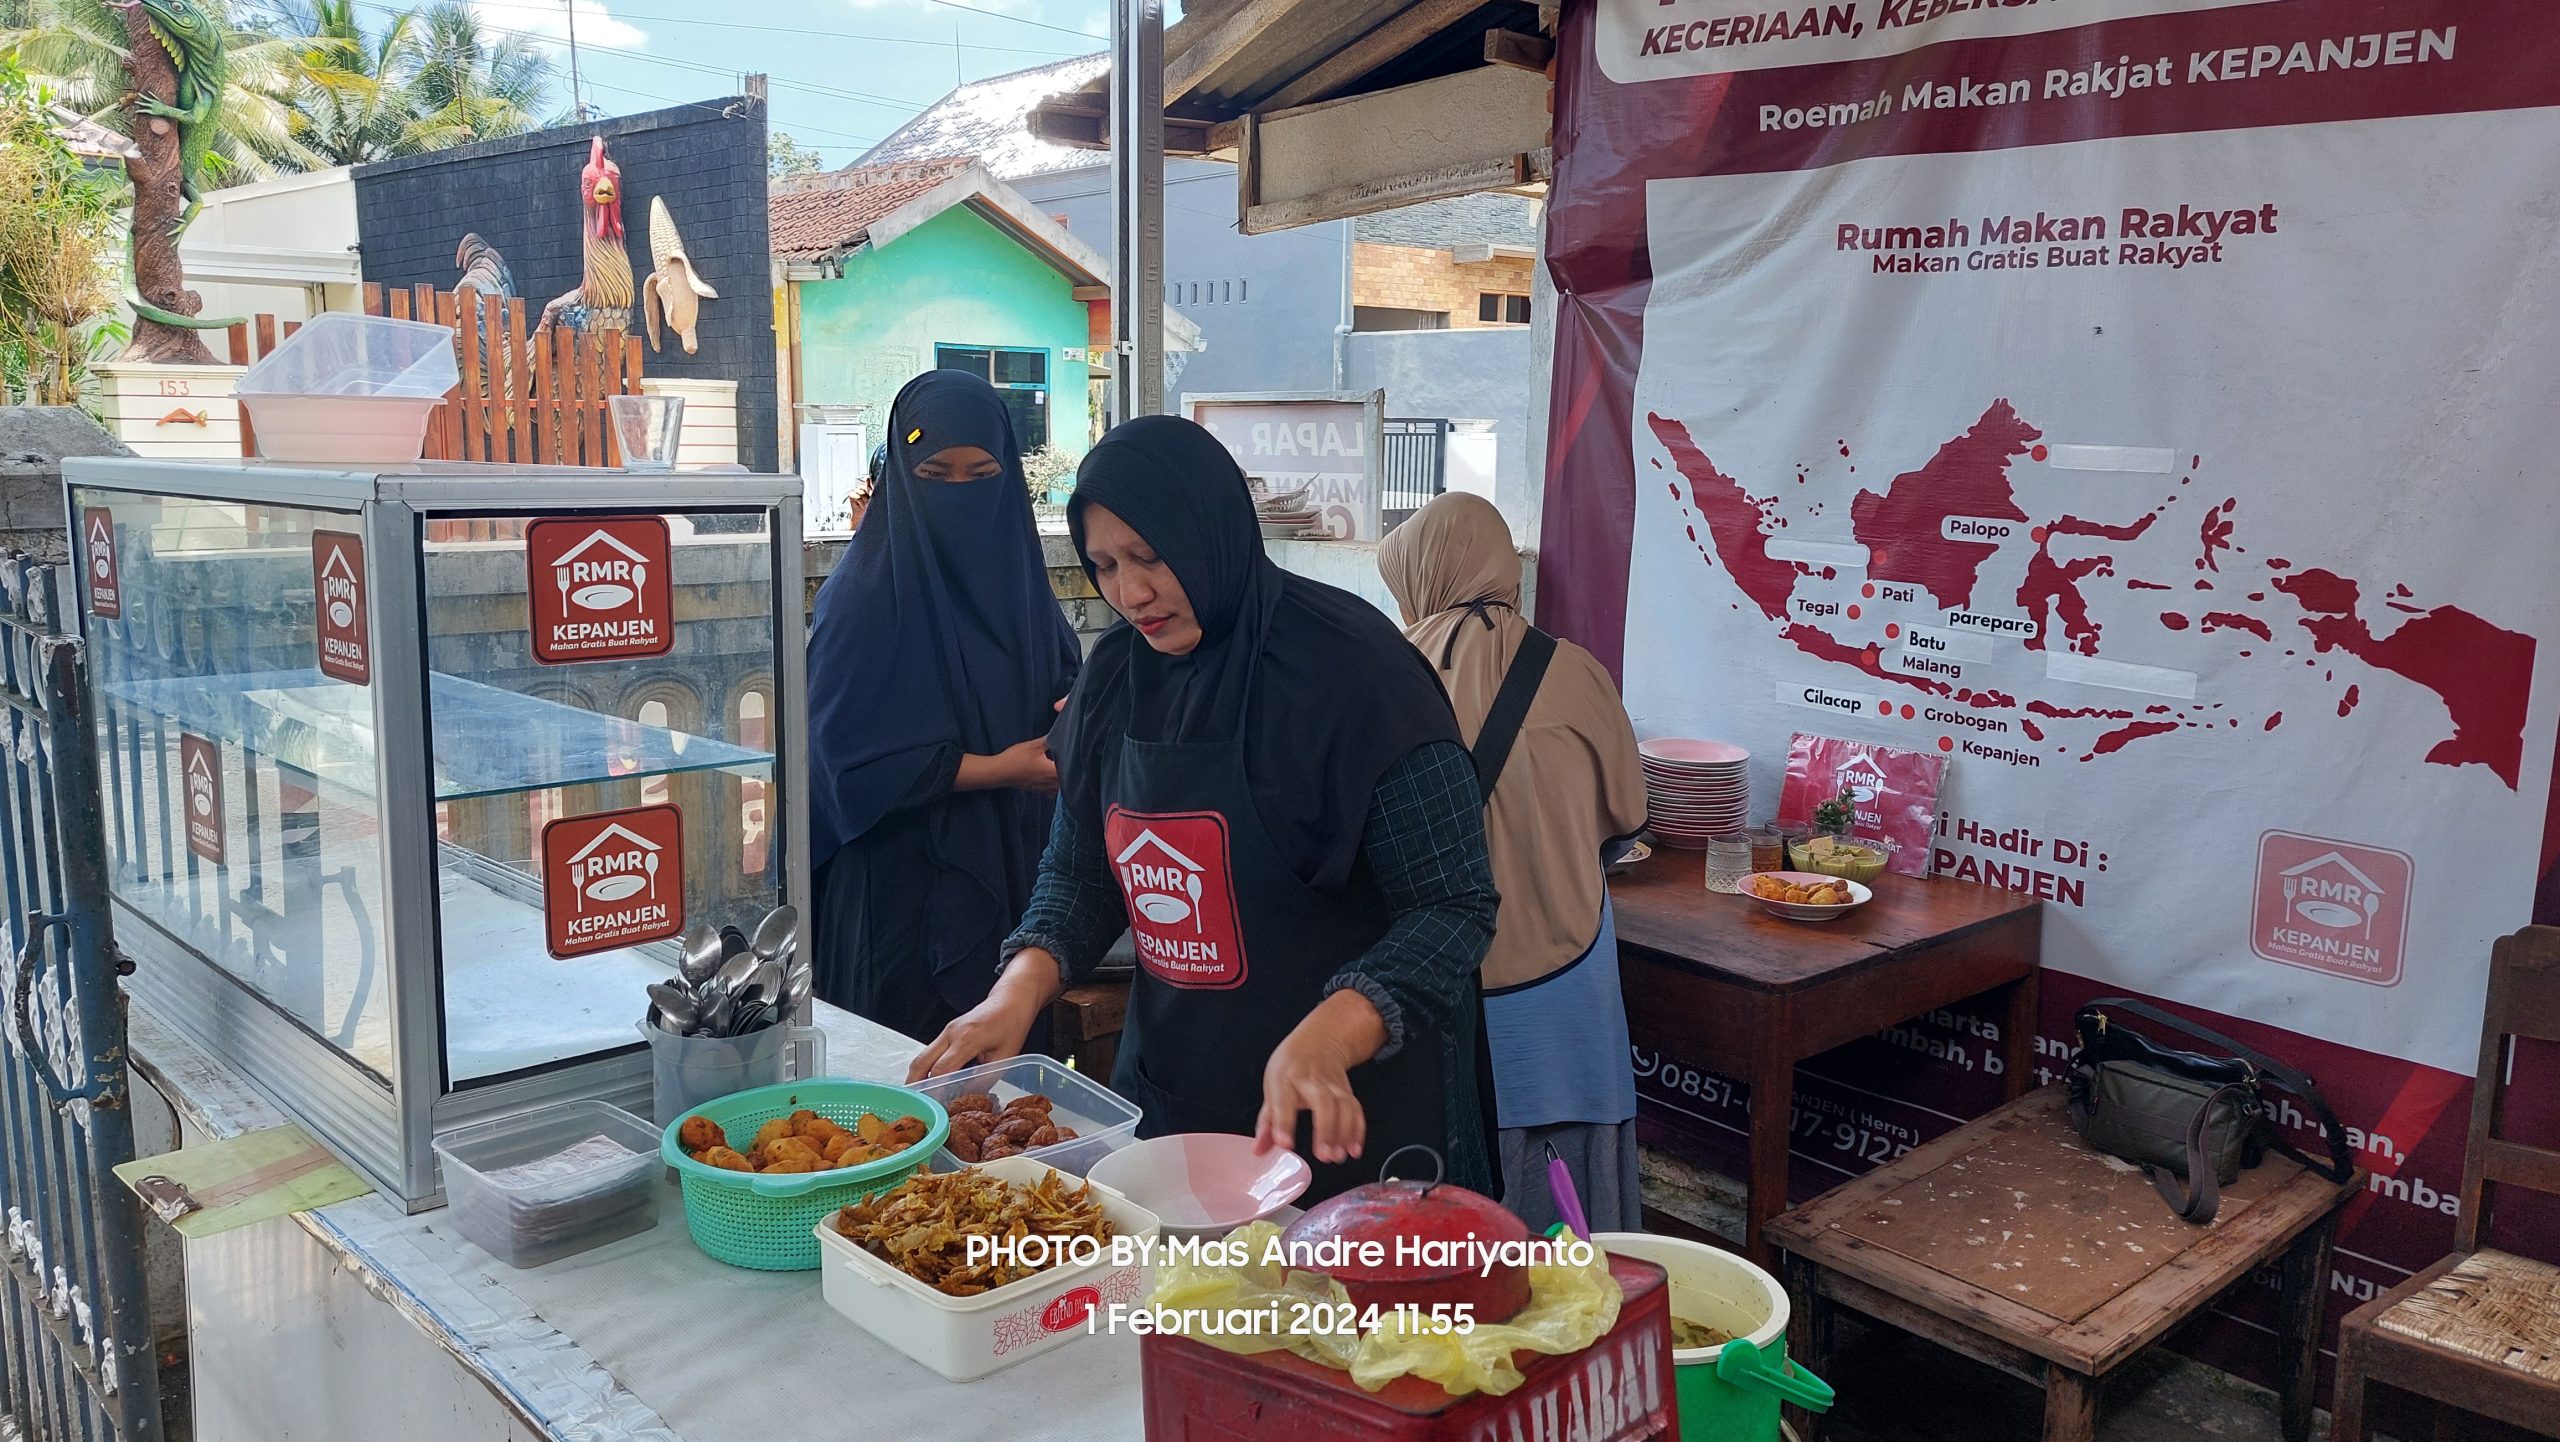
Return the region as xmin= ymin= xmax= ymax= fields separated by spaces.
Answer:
xmin=1381 ymin=418 xmax=1450 ymax=521
xmin=0 ymin=556 xmax=161 ymax=1442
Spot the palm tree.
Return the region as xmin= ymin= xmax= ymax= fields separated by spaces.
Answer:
xmin=405 ymin=2 xmax=558 ymax=148
xmin=0 ymin=0 xmax=323 ymax=179
xmin=264 ymin=0 xmax=421 ymax=166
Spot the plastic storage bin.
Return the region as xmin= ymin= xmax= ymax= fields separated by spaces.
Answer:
xmin=815 ymin=1155 xmax=1161 ymax=1381
xmin=434 ymin=1100 xmax=661 ymax=1268
xmin=236 ymin=312 xmax=459 ymax=464
xmin=908 ymin=1054 xmax=1142 ymax=1178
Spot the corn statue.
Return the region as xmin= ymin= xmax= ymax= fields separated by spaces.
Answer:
xmin=111 ymin=0 xmax=240 ymax=362
xmin=641 ymin=196 xmax=718 ymax=356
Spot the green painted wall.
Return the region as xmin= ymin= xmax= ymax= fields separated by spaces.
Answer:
xmin=794 ymin=205 xmax=1095 ymax=460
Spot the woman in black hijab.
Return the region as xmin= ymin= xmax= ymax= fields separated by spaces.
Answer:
xmin=909 ymin=415 xmax=1501 ymax=1200
xmin=807 ymin=371 xmax=1079 ymax=1042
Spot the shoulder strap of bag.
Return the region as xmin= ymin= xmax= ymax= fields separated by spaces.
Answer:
xmin=1471 ymin=627 xmax=1558 ymax=803
xmin=2147 ymin=1081 xmax=2250 ymax=1223
xmin=2084 ymin=996 xmax=2357 ymax=1183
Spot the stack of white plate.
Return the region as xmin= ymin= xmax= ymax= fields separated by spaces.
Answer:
xmin=1639 ymin=738 xmax=1749 ymax=850
xmin=1252 ymin=481 xmax=1318 ymax=539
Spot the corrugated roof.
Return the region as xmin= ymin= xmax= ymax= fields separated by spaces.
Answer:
xmin=1355 ymin=191 xmax=1541 ymax=250
xmin=769 ymin=160 xmax=972 ymax=261
xmin=855 ymin=54 xmax=1109 ymax=182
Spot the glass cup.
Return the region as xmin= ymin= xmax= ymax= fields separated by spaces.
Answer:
xmin=609 ymin=393 xmax=686 ymax=472
xmin=1745 ymin=829 xmax=1786 ymax=872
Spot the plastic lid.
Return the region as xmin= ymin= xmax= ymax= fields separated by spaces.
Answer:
xmin=236 ymin=311 xmax=460 ymax=399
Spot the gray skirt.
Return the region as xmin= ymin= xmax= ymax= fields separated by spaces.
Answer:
xmin=1499 ymin=1118 xmax=1643 ymax=1235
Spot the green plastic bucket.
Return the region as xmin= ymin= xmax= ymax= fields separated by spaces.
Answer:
xmin=1596 ymin=1232 xmax=1834 ymax=1440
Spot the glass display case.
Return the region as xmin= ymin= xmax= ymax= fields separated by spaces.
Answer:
xmin=62 ymin=458 xmax=807 ymax=1209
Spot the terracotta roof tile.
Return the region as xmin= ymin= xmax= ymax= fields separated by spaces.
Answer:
xmin=767 ymin=160 xmax=972 ymax=261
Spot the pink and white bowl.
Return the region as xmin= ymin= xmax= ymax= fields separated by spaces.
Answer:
xmin=1083 ymin=1133 xmax=1313 ymax=1239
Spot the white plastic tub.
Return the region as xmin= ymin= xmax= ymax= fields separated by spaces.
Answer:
xmin=813 ymin=1156 xmax=1160 ymax=1381
xmin=237 ymin=311 xmax=459 ymax=464
xmin=907 ymin=1053 xmax=1142 ymax=1178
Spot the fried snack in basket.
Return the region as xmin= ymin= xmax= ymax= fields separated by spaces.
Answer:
xmin=682 ymin=1112 xmax=932 ymax=1175
xmin=831 ymin=1168 xmax=1115 ymax=1297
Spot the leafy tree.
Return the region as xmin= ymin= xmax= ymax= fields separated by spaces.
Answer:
xmin=0 ymin=56 xmax=123 ymax=405
xmin=1 ymin=0 xmax=323 ymax=179
xmin=404 ymin=2 xmax=559 ymax=147
xmin=770 ymin=130 xmax=825 ymax=178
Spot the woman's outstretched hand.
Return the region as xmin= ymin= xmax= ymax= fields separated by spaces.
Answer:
xmin=957 ymin=736 xmax=1057 ymax=795
xmin=1255 ymin=990 xmax=1388 ymax=1166
xmin=906 ymin=950 xmax=1059 ymax=1080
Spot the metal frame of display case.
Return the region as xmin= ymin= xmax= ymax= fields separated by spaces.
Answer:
xmin=60 ymin=459 xmax=809 ymax=1209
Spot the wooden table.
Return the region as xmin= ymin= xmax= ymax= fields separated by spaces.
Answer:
xmin=1052 ymin=979 xmax=1128 ymax=1081
xmin=1769 ymin=1086 xmax=2363 ymax=1442
xmin=1611 ymin=848 xmax=2042 ymax=1265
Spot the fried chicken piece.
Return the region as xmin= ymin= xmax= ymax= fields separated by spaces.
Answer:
xmin=699 ymin=1146 xmax=754 ymax=1172
xmin=948 ymin=1092 xmax=999 ymax=1116
xmin=677 ymin=1116 xmax=725 ymax=1153
xmin=991 ymin=1114 xmax=1042 ymax=1145
xmin=1000 ymin=1094 xmax=1054 ymax=1119
xmin=979 ymin=1136 xmax=1023 ymax=1161
xmin=946 ymin=1116 xmax=992 ymax=1161
xmin=1028 ymin=1125 xmax=1062 ymax=1149
xmin=750 ymin=1117 xmax=798 ymax=1154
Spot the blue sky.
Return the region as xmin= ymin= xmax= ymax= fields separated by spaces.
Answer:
xmin=449 ymin=0 xmax=1126 ymax=164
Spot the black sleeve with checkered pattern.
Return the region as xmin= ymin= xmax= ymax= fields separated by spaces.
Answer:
xmin=1322 ymin=740 xmax=1498 ymax=1062
xmin=1001 ymin=802 xmax=1128 ymax=986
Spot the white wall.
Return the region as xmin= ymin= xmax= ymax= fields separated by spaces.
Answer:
xmin=179 ymin=168 xmax=363 ymax=326
xmin=1344 ymin=326 xmax=1539 ymax=539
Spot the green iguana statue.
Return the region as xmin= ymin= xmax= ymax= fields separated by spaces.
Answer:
xmin=111 ymin=0 xmax=238 ymax=331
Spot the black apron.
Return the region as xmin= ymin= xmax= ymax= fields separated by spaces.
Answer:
xmin=1099 ymin=721 xmax=1451 ymax=1204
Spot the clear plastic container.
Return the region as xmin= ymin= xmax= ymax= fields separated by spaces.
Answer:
xmin=908 ymin=1054 xmax=1142 ymax=1178
xmin=434 ymin=1100 xmax=661 ymax=1268
xmin=236 ymin=312 xmax=460 ymax=463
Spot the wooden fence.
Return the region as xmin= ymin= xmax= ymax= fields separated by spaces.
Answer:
xmin=365 ymin=283 xmax=646 ymax=467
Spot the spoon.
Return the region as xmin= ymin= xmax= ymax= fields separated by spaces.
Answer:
xmin=646 ymin=981 xmax=699 ymax=1034
xmin=719 ymin=925 xmax=749 ymax=962
xmin=678 ymin=925 xmax=725 ymax=987
xmin=749 ymin=905 xmax=798 ymax=961
xmin=777 ymin=961 xmax=812 ymax=1018
xmin=711 ymin=944 xmax=761 ymax=998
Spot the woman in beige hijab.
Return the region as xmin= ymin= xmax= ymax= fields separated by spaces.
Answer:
xmin=1379 ymin=493 xmax=1650 ymax=1231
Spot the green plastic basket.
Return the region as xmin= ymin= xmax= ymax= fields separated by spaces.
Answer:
xmin=659 ymin=1078 xmax=950 ymax=1271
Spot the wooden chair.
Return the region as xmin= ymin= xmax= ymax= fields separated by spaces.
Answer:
xmin=2334 ymin=925 xmax=2560 ymax=1440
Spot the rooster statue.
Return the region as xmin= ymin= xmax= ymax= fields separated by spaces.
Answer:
xmin=641 ymin=196 xmax=719 ymax=355
xmin=535 ymin=137 xmax=634 ymax=338
xmin=452 ymin=233 xmax=517 ymax=386
xmin=453 ymin=233 xmax=515 ymax=304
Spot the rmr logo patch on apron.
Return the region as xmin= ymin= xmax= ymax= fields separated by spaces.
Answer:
xmin=1104 ymin=808 xmax=1247 ymax=988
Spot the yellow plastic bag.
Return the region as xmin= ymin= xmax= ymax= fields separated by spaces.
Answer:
xmin=1149 ymin=1222 xmax=1623 ymax=1397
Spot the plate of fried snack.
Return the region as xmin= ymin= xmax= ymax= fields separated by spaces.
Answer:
xmin=675 ymin=1107 xmax=930 ymax=1175
xmin=1741 ymin=870 xmax=1873 ymax=921
xmin=813 ymin=1155 xmax=1162 ymax=1381
xmin=910 ymin=1054 xmax=1144 ymax=1178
